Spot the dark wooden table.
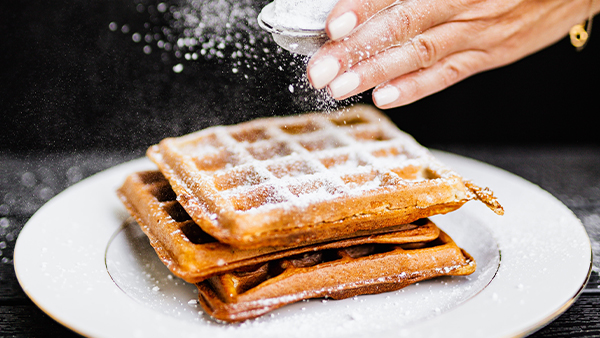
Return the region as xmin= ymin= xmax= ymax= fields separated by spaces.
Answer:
xmin=2 ymin=144 xmax=599 ymax=337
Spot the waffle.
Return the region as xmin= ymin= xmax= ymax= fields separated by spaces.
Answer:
xmin=197 ymin=230 xmax=475 ymax=322
xmin=147 ymin=104 xmax=503 ymax=248
xmin=117 ymin=170 xmax=441 ymax=283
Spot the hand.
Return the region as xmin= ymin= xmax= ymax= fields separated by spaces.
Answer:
xmin=307 ymin=0 xmax=600 ymax=108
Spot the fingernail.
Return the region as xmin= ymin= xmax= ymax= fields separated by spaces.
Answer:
xmin=309 ymin=56 xmax=340 ymax=89
xmin=328 ymin=72 xmax=360 ymax=98
xmin=373 ymin=86 xmax=400 ymax=106
xmin=328 ymin=12 xmax=358 ymax=40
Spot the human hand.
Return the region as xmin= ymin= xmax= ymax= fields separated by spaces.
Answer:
xmin=307 ymin=0 xmax=600 ymax=108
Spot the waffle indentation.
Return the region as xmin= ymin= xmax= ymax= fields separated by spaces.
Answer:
xmin=329 ymin=115 xmax=369 ymax=126
xmin=390 ymin=165 xmax=422 ymax=180
xmin=139 ymin=171 xmax=165 ymax=185
xmin=229 ymin=263 xmax=270 ymax=294
xmin=287 ymin=179 xmax=345 ymax=197
xmin=280 ymin=121 xmax=321 ymax=134
xmin=246 ymin=141 xmax=295 ymax=161
xmin=231 ymin=185 xmax=288 ymax=211
xmin=213 ymin=166 xmax=270 ymax=191
xmin=164 ymin=201 xmax=192 ymax=222
xmin=149 ymin=181 xmax=177 ymax=202
xmin=298 ymin=135 xmax=346 ymax=152
xmin=181 ymin=133 xmax=222 ymax=155
xmin=351 ymin=127 xmax=392 ymax=141
xmin=319 ymin=154 xmax=349 ymax=168
xmin=194 ymin=149 xmax=237 ymax=172
xmin=266 ymin=159 xmax=318 ymax=179
xmin=180 ymin=221 xmax=218 ymax=245
xmin=371 ymin=146 xmax=402 ymax=158
xmin=341 ymin=171 xmax=378 ymax=188
xmin=230 ymin=128 xmax=269 ymax=143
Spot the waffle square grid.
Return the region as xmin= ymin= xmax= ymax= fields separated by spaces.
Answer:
xmin=148 ymin=105 xmax=502 ymax=248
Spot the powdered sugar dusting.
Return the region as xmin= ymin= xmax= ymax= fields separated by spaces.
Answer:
xmin=160 ymin=106 xmax=461 ymax=217
xmin=270 ymin=0 xmax=340 ymax=30
xmin=109 ymin=0 xmax=359 ymax=114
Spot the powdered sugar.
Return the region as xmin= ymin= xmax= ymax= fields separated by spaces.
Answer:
xmin=152 ymin=105 xmax=477 ymax=230
xmin=269 ymin=0 xmax=340 ymax=30
xmin=111 ymin=0 xmax=355 ymax=113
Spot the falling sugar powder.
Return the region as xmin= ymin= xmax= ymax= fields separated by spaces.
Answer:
xmin=172 ymin=63 xmax=184 ymax=73
xmin=284 ymin=54 xmax=362 ymax=113
xmin=111 ymin=0 xmax=362 ymax=115
xmin=110 ymin=0 xmax=278 ymax=72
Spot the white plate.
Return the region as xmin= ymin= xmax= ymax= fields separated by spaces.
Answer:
xmin=14 ymin=151 xmax=591 ymax=338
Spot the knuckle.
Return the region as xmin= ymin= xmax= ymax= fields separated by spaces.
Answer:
xmin=388 ymin=6 xmax=413 ymax=43
xmin=441 ymin=62 xmax=462 ymax=87
xmin=411 ymin=36 xmax=438 ymax=68
xmin=402 ymin=75 xmax=421 ymax=100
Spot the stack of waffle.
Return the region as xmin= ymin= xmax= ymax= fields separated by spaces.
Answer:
xmin=117 ymin=104 xmax=503 ymax=322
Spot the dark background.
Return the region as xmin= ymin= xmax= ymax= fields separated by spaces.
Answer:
xmin=1 ymin=0 xmax=599 ymax=154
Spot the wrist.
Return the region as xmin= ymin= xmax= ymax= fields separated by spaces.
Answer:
xmin=593 ymin=0 xmax=600 ymax=16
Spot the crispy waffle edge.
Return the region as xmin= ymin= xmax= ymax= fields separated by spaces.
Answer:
xmin=117 ymin=170 xmax=444 ymax=283
xmin=195 ymin=230 xmax=476 ymax=323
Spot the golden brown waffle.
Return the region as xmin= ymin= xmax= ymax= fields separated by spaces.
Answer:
xmin=117 ymin=171 xmax=442 ymax=284
xmin=148 ymin=104 xmax=503 ymax=248
xmin=197 ymin=230 xmax=475 ymax=322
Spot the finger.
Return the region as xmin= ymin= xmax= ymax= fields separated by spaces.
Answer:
xmin=371 ymin=50 xmax=490 ymax=108
xmin=327 ymin=21 xmax=473 ymax=100
xmin=326 ymin=0 xmax=397 ymax=41
xmin=308 ymin=0 xmax=455 ymax=89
